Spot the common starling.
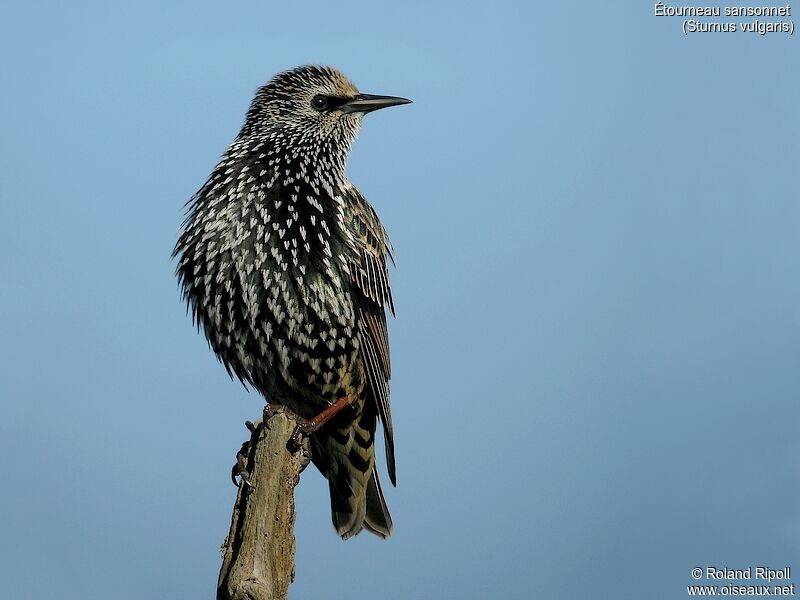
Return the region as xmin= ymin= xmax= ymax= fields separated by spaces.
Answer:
xmin=173 ymin=65 xmax=410 ymax=539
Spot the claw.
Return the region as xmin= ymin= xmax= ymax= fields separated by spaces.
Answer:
xmin=231 ymin=462 xmax=239 ymax=487
xmin=231 ymin=438 xmax=254 ymax=488
xmin=236 ymin=451 xmax=254 ymax=488
xmin=263 ymin=403 xmax=284 ymax=423
xmin=288 ymin=418 xmax=316 ymax=452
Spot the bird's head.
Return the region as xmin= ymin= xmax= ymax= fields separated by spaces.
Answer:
xmin=239 ymin=65 xmax=410 ymax=171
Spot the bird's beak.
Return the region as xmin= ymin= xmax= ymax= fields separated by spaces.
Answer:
xmin=340 ymin=94 xmax=412 ymax=114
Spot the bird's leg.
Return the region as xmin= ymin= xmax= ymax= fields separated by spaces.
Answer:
xmin=284 ymin=396 xmax=354 ymax=452
xmin=302 ymin=396 xmax=354 ymax=432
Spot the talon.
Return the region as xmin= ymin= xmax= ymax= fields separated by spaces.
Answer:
xmin=231 ymin=463 xmax=239 ymax=487
xmin=287 ymin=416 xmax=318 ymax=452
xmin=231 ymin=440 xmax=254 ymax=488
xmin=287 ymin=424 xmax=313 ymax=464
xmin=287 ymin=424 xmax=306 ymax=453
xmin=263 ymin=403 xmax=283 ymax=423
xmin=237 ymin=451 xmax=254 ymax=488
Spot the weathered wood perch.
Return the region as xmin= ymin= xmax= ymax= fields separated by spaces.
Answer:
xmin=218 ymin=408 xmax=310 ymax=600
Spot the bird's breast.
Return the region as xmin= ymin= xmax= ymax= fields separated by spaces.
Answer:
xmin=178 ymin=165 xmax=363 ymax=403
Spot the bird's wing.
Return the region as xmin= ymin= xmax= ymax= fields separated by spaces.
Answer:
xmin=341 ymin=185 xmax=395 ymax=315
xmin=341 ymin=184 xmax=396 ymax=485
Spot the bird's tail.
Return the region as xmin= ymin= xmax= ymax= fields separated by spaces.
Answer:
xmin=311 ymin=409 xmax=392 ymax=539
xmin=361 ymin=466 xmax=393 ymax=537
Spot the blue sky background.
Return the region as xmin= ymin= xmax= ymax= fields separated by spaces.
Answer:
xmin=1 ymin=2 xmax=798 ymax=598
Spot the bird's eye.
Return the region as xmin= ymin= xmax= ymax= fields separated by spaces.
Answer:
xmin=311 ymin=95 xmax=329 ymax=111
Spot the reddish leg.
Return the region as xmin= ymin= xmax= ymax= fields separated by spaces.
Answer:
xmin=261 ymin=396 xmax=353 ymax=450
xmin=302 ymin=396 xmax=354 ymax=432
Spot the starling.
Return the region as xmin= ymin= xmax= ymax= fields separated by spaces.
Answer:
xmin=173 ymin=65 xmax=410 ymax=539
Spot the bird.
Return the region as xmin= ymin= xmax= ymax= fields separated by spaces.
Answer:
xmin=173 ymin=65 xmax=410 ymax=539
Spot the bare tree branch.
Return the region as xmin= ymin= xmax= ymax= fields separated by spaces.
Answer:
xmin=217 ymin=408 xmax=309 ymax=600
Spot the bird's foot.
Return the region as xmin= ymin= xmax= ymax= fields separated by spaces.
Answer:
xmin=231 ymin=420 xmax=259 ymax=488
xmin=257 ymin=404 xmax=312 ymax=465
xmin=231 ymin=440 xmax=254 ymax=488
xmin=287 ymin=414 xmax=321 ymax=452
xmin=262 ymin=405 xmax=316 ymax=453
xmin=263 ymin=397 xmax=354 ymax=453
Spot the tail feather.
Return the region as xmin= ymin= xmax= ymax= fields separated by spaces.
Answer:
xmin=330 ymin=471 xmax=367 ymax=539
xmin=311 ymin=409 xmax=392 ymax=539
xmin=362 ymin=467 xmax=392 ymax=538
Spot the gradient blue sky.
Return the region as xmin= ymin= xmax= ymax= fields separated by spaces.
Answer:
xmin=1 ymin=2 xmax=798 ymax=599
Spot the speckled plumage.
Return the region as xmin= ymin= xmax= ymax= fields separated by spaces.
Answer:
xmin=173 ymin=65 xmax=408 ymax=539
